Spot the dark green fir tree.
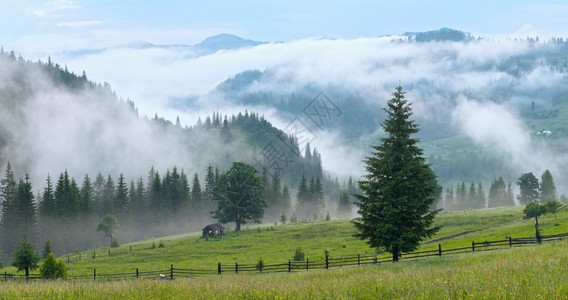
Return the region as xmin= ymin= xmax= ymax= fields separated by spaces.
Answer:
xmin=353 ymin=86 xmax=440 ymax=262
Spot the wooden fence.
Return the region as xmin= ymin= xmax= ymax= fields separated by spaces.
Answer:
xmin=2 ymin=232 xmax=568 ymax=281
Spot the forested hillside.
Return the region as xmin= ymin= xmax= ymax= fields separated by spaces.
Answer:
xmin=203 ymin=31 xmax=568 ymax=189
xmin=0 ymin=50 xmax=353 ymax=260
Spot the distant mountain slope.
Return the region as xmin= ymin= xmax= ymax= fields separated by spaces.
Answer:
xmin=63 ymin=33 xmax=265 ymax=58
xmin=193 ymin=33 xmax=265 ymax=53
xmin=0 ymin=51 xmax=329 ymax=189
xmin=202 ymin=35 xmax=568 ymax=186
xmin=403 ymin=27 xmax=474 ymax=42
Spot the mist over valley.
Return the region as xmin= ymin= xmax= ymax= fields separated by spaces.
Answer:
xmin=2 ymin=27 xmax=568 ymax=256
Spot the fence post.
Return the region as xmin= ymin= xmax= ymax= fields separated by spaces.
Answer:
xmin=509 ymin=237 xmax=512 ymax=248
xmin=170 ymin=264 xmax=174 ymax=280
xmin=357 ymin=254 xmax=360 ymax=266
xmin=136 ymin=268 xmax=139 ymax=278
xmin=130 ymin=246 xmax=132 ymax=252
xmin=67 ymin=255 xmax=70 ymax=263
xmin=438 ymin=244 xmax=442 ymax=257
xmin=306 ymin=258 xmax=309 ymax=271
xmin=288 ymin=260 xmax=291 ymax=272
xmin=235 ymin=263 xmax=238 ymax=274
xmin=93 ymin=268 xmax=96 ymax=280
xmin=218 ymin=263 xmax=221 ymax=274
xmin=93 ymin=251 xmax=96 ymax=259
xmin=325 ymin=254 xmax=329 ymax=269
xmin=79 ymin=254 xmax=81 ymax=261
xmin=108 ymin=249 xmax=111 ymax=256
xmin=472 ymin=241 xmax=475 ymax=252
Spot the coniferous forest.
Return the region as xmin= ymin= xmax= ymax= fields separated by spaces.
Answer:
xmin=0 ymin=50 xmax=360 ymax=259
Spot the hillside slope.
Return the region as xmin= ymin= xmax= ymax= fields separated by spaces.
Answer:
xmin=1 ymin=205 xmax=564 ymax=275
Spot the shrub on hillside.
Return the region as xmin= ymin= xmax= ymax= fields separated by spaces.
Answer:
xmin=39 ymin=252 xmax=67 ymax=280
xmin=293 ymin=247 xmax=305 ymax=261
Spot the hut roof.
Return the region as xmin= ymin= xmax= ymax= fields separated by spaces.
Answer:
xmin=203 ymin=223 xmax=224 ymax=231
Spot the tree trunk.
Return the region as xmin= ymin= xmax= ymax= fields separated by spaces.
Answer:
xmin=392 ymin=245 xmax=399 ymax=262
xmin=235 ymin=210 xmax=241 ymax=231
xmin=25 ymin=267 xmax=29 ymax=280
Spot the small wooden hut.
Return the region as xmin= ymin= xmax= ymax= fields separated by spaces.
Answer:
xmin=202 ymin=223 xmax=225 ymax=238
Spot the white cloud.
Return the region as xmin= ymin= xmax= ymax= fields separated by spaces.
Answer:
xmin=50 ymin=36 xmax=568 ymax=181
xmin=30 ymin=0 xmax=81 ymax=17
xmin=57 ymin=20 xmax=102 ymax=28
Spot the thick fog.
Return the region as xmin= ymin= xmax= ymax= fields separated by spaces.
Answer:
xmin=0 ymin=56 xmax=248 ymax=187
xmin=51 ymin=36 xmax=568 ymax=190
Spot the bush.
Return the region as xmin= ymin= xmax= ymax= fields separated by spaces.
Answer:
xmin=111 ymin=237 xmax=119 ymax=248
xmin=39 ymin=252 xmax=67 ymax=280
xmin=293 ymin=247 xmax=305 ymax=261
xmin=291 ymin=213 xmax=297 ymax=223
xmin=159 ymin=240 xmax=165 ymax=248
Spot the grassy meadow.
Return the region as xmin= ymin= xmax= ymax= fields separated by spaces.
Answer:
xmin=1 ymin=240 xmax=568 ymax=299
xmin=1 ymin=205 xmax=567 ymax=275
xmin=1 ymin=205 xmax=568 ymax=298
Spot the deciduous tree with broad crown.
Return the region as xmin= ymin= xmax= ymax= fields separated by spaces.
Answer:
xmin=517 ymin=172 xmax=540 ymax=205
xmin=212 ymin=162 xmax=266 ymax=231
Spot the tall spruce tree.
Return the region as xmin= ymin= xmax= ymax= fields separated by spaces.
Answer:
xmin=0 ymin=163 xmax=17 ymax=253
xmin=179 ymin=169 xmax=190 ymax=210
xmin=474 ymin=182 xmax=486 ymax=209
xmin=337 ymin=190 xmax=352 ymax=219
xmin=281 ymin=184 xmax=292 ymax=217
xmin=295 ymin=174 xmax=310 ymax=220
xmin=114 ymin=174 xmax=129 ymax=220
xmin=488 ymin=177 xmax=509 ymax=207
xmin=191 ymin=173 xmax=202 ymax=208
xmin=93 ymin=172 xmax=105 ymax=215
xmin=352 ymin=86 xmax=440 ymax=262
xmin=79 ymin=174 xmax=94 ymax=218
xmin=456 ymin=181 xmax=466 ymax=210
xmin=15 ymin=175 xmax=37 ymax=242
xmin=148 ymin=172 xmax=162 ymax=212
xmin=314 ymin=177 xmax=325 ymax=218
xmin=444 ymin=188 xmax=455 ymax=210
xmin=467 ymin=182 xmax=476 ymax=208
xmin=101 ymin=175 xmax=115 ymax=215
xmin=540 ymin=169 xmax=557 ymax=203
xmin=40 ymin=174 xmax=56 ymax=218
xmin=204 ymin=164 xmax=215 ymax=199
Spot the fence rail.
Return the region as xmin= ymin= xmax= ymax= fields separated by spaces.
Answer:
xmin=2 ymin=232 xmax=567 ymax=281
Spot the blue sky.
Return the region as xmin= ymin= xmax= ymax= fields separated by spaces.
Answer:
xmin=2 ymin=0 xmax=568 ymax=55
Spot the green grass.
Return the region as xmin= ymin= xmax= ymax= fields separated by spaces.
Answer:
xmin=1 ymin=205 xmax=567 ymax=277
xmin=526 ymin=97 xmax=568 ymax=132
xmin=2 ymin=240 xmax=568 ymax=299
